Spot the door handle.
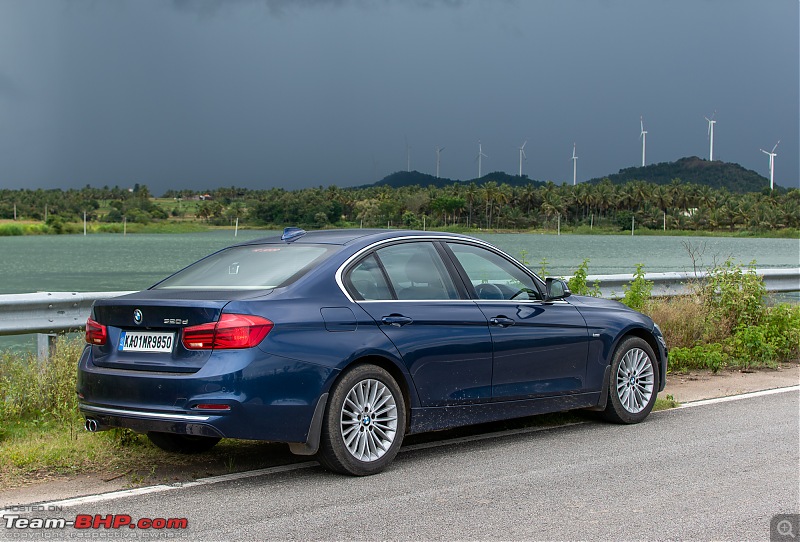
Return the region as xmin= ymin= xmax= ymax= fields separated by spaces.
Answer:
xmin=489 ymin=316 xmax=516 ymax=328
xmin=381 ymin=315 xmax=414 ymax=327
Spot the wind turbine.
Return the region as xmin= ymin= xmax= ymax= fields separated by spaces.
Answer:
xmin=704 ymin=112 xmax=717 ymax=161
xmin=640 ymin=116 xmax=647 ymax=167
xmin=405 ymin=135 xmax=411 ymax=172
xmin=476 ymin=141 xmax=488 ymax=178
xmin=518 ymin=140 xmax=527 ymax=177
xmin=760 ymin=140 xmax=780 ymax=190
xmin=571 ymin=143 xmax=578 ymax=186
xmin=435 ymin=146 xmax=445 ymax=179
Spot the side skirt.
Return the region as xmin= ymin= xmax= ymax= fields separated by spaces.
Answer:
xmin=408 ymin=392 xmax=600 ymax=434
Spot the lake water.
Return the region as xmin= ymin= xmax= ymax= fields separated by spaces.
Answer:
xmin=1 ymin=230 xmax=798 ymax=351
xmin=1 ymin=230 xmax=797 ymax=295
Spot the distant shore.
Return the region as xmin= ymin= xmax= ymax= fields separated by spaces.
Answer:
xmin=0 ymin=219 xmax=797 ymax=239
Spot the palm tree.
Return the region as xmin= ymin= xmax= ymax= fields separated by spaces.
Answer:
xmin=595 ymin=182 xmax=614 ymax=218
xmin=651 ymin=185 xmax=672 ymax=230
xmin=696 ymin=185 xmax=716 ymax=211
xmin=481 ymin=181 xmax=504 ymax=229
xmin=520 ymin=183 xmax=539 ymax=214
xmin=465 ymin=183 xmax=479 ymax=228
xmin=504 ymin=206 xmax=525 ymax=230
xmin=631 ymin=180 xmax=651 ymax=212
xmin=539 ymin=190 xmax=564 ymax=229
xmin=617 ymin=183 xmax=637 ymax=213
xmin=669 ymin=179 xmax=689 ymax=214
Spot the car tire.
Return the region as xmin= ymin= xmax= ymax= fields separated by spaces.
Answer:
xmin=147 ymin=432 xmax=221 ymax=454
xmin=317 ymin=364 xmax=406 ymax=476
xmin=601 ymin=336 xmax=659 ymax=424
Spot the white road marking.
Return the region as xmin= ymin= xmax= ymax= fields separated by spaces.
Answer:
xmin=677 ymin=385 xmax=799 ymax=409
xmin=3 ymin=385 xmax=797 ymax=513
xmin=0 ymin=462 xmax=318 ymax=517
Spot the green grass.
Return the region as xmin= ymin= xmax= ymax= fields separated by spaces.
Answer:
xmin=91 ymin=221 xmax=213 ymax=234
xmin=653 ymin=395 xmax=680 ymax=411
xmin=0 ymin=222 xmax=53 ymax=236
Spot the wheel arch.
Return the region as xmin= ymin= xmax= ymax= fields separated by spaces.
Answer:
xmin=615 ymin=327 xmax=664 ymax=389
xmin=289 ymin=354 xmax=415 ymax=457
xmin=342 ymin=355 xmax=416 ymax=430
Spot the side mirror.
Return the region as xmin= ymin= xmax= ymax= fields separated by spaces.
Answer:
xmin=545 ymin=278 xmax=571 ymax=301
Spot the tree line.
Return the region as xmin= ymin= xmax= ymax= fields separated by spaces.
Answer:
xmin=1 ymin=179 xmax=798 ymax=232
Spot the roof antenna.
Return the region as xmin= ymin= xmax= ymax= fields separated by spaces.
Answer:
xmin=281 ymin=227 xmax=307 ymax=242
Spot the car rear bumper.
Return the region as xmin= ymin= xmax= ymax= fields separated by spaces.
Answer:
xmin=79 ymin=404 xmax=225 ymax=438
xmin=76 ymin=345 xmax=337 ymax=443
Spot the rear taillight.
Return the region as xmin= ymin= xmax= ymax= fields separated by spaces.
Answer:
xmin=182 ymin=314 xmax=273 ymax=350
xmin=85 ymin=318 xmax=108 ymax=346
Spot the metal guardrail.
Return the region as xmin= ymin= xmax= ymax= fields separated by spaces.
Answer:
xmin=0 ymin=291 xmax=135 ymax=336
xmin=0 ymin=291 xmax=134 ymax=361
xmin=582 ymin=268 xmax=800 ymax=299
xmin=0 ymin=268 xmax=797 ymax=360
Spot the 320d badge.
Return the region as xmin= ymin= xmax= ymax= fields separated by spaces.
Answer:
xmin=77 ymin=228 xmax=668 ymax=476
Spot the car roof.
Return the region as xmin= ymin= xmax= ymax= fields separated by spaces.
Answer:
xmin=238 ymin=229 xmax=476 ymax=247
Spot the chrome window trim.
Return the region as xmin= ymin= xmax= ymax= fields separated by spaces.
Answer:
xmin=335 ymin=235 xmax=542 ymax=303
xmin=354 ymin=298 xmax=569 ymax=305
xmin=355 ymin=299 xmax=482 ymax=304
xmin=475 ymin=299 xmax=571 ymax=306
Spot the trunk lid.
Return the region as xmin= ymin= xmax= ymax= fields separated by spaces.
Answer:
xmin=89 ymin=289 xmax=270 ymax=373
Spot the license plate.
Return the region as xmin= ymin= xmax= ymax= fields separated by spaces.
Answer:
xmin=118 ymin=331 xmax=175 ymax=353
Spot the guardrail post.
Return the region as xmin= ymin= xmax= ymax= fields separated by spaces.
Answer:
xmin=37 ymin=333 xmax=57 ymax=365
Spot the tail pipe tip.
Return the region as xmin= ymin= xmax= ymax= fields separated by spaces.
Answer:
xmin=84 ymin=418 xmax=100 ymax=432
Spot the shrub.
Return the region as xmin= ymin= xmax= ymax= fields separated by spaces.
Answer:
xmin=0 ymin=224 xmax=23 ymax=236
xmin=645 ymin=295 xmax=708 ymax=349
xmin=567 ymin=259 xmax=601 ymax=297
xmin=654 ymin=299 xmax=799 ymax=373
xmin=698 ymin=259 xmax=766 ymax=338
xmin=669 ymin=343 xmax=728 ymax=373
xmin=45 ymin=216 xmax=65 ymax=234
xmin=725 ymin=326 xmax=778 ymax=369
xmin=622 ymin=263 xmax=653 ymax=311
xmin=761 ymin=303 xmax=800 ymax=361
xmin=0 ymin=336 xmax=83 ymax=426
xmin=538 ymin=257 xmax=549 ymax=278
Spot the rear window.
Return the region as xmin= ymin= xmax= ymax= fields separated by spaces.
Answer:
xmin=153 ymin=244 xmax=335 ymax=290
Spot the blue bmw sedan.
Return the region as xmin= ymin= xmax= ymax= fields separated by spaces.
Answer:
xmin=78 ymin=228 xmax=668 ymax=475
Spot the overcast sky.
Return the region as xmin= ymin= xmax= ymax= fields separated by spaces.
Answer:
xmin=0 ymin=0 xmax=797 ymax=193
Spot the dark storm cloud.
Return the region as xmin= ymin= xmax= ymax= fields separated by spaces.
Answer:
xmin=171 ymin=0 xmax=466 ymax=17
xmin=0 ymin=71 xmax=24 ymax=101
xmin=0 ymin=0 xmax=797 ymax=191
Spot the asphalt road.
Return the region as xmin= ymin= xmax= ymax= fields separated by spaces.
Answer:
xmin=3 ymin=390 xmax=798 ymax=541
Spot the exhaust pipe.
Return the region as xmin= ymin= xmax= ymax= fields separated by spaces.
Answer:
xmin=84 ymin=418 xmax=99 ymax=432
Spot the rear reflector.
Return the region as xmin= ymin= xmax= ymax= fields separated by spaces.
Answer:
xmin=182 ymin=314 xmax=273 ymax=350
xmin=85 ymin=318 xmax=108 ymax=346
xmin=195 ymin=404 xmax=231 ymax=411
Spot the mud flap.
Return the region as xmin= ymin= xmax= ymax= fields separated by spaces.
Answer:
xmin=288 ymin=393 xmax=328 ymax=456
xmin=584 ymin=365 xmax=611 ymax=412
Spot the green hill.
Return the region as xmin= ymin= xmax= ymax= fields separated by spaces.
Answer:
xmin=368 ymin=158 xmax=772 ymax=194
xmin=369 ymin=170 xmax=547 ymax=189
xmin=586 ymin=156 xmax=771 ymax=193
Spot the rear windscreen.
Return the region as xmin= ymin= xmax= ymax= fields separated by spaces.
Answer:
xmin=153 ymin=244 xmax=335 ymax=290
